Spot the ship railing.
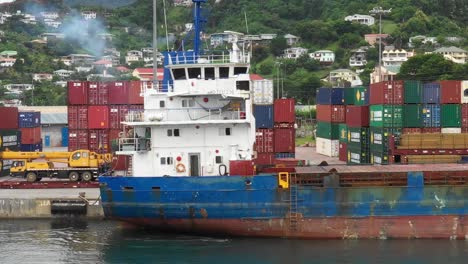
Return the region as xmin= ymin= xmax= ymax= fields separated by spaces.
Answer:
xmin=125 ymin=110 xmax=145 ymax=122
xmin=140 ymin=81 xmax=175 ymax=94
xmin=144 ymin=108 xmax=246 ymax=122
xmin=118 ymin=137 xmax=150 ymax=152
xmin=167 ymin=53 xmax=250 ymax=65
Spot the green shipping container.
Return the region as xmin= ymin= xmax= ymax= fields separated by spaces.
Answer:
xmin=369 ymin=127 xmax=401 ymax=153
xmin=404 ymin=80 xmax=423 ymax=104
xmin=403 ymin=104 xmax=423 ymax=128
xmin=338 ymin=123 xmax=348 ymax=143
xmin=370 ymin=151 xmax=390 ymax=165
xmin=347 ymin=127 xmax=369 ymax=149
xmin=316 ymin=121 xmax=340 ymax=139
xmin=347 ymin=145 xmax=370 ymax=165
xmin=441 ymin=104 xmax=461 ymax=128
xmin=369 ymin=105 xmax=403 ymax=128
xmin=344 ymin=87 xmax=368 ymax=106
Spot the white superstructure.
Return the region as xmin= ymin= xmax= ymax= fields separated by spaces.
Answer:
xmin=117 ymin=50 xmax=258 ymax=177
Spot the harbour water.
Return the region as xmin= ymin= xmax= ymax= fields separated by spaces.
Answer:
xmin=0 ymin=219 xmax=466 ymax=264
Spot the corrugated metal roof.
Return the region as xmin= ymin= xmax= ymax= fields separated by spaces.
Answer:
xmin=41 ymin=113 xmax=67 ymax=124
xmin=18 ymin=106 xmax=67 ymax=113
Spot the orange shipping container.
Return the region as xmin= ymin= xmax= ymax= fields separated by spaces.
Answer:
xmin=20 ymin=127 xmax=41 ymax=144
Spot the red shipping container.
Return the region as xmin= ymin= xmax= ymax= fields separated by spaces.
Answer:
xmin=68 ymin=130 xmax=89 ymax=151
xmin=370 ymin=80 xmax=404 ymax=104
xmin=68 ymin=81 xmax=88 ymax=105
xmin=462 ymin=104 xmax=468 ymax=128
xmin=402 ymin=128 xmax=422 ymax=134
xmin=112 ymin=155 xmax=130 ymax=171
xmin=129 ymin=81 xmax=144 ymax=105
xmin=89 ymin=129 xmax=110 ymax=153
xmin=88 ymin=105 xmax=109 ymax=129
xmin=108 ymin=81 xmax=130 ymax=105
xmin=68 ymin=106 xmax=88 ymax=129
xmin=255 ymin=129 xmax=274 ymax=153
xmin=20 ymin=127 xmax=41 ymax=144
xmin=274 ymin=127 xmax=295 ymax=153
xmin=109 ymin=105 xmax=129 ymax=129
xmin=339 ymin=143 xmax=347 ymax=162
xmin=274 ymin=98 xmax=295 ymax=123
xmin=316 ymin=105 xmax=346 ymax=123
xmin=0 ymin=107 xmax=19 ymax=129
xmin=88 ymin=82 xmax=109 ymax=105
xmin=346 ymin=106 xmax=369 ymax=127
xmin=229 ymin=160 xmax=255 ymax=176
xmin=421 ymin=128 xmax=441 ymax=133
xmin=255 ymin=153 xmax=275 ymax=165
xmin=440 ymin=80 xmax=461 ymax=104
xmin=109 ymin=129 xmax=122 ymax=141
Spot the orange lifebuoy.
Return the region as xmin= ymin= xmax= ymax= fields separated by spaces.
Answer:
xmin=176 ymin=163 xmax=186 ymax=173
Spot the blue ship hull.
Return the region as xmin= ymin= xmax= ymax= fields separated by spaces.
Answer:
xmin=99 ymin=173 xmax=468 ymax=239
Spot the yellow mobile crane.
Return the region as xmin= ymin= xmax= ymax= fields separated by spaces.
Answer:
xmin=0 ymin=150 xmax=112 ymax=182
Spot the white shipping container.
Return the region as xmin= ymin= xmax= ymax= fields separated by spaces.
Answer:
xmin=252 ymin=80 xmax=274 ymax=105
xmin=316 ymin=137 xmax=339 ymax=157
xmin=462 ymin=81 xmax=468 ymax=104
xmin=441 ymin=128 xmax=461 ymax=134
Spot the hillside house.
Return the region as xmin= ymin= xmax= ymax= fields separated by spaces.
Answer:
xmin=0 ymin=50 xmax=17 ymax=58
xmin=382 ymin=48 xmax=415 ymax=67
xmin=309 ymin=50 xmax=335 ymax=65
xmin=322 ymin=69 xmax=363 ymax=87
xmin=0 ymin=57 xmax=16 ymax=67
xmin=431 ymin=46 xmax=467 ymax=64
xmin=370 ymin=65 xmax=400 ymax=84
xmin=81 ymin=11 xmax=97 ymax=20
xmin=69 ymin=54 xmax=95 ymax=65
xmin=408 ymin=35 xmax=437 ymax=47
xmin=283 ymin=47 xmax=308 ymax=59
xmin=210 ymin=31 xmax=244 ymax=47
xmin=132 ymin=68 xmax=164 ymax=81
xmin=125 ymin=50 xmax=143 ymax=65
xmin=40 ymin=12 xmax=59 ymax=20
xmin=54 ymin=69 xmax=74 ymax=79
xmin=349 ymin=47 xmax=368 ymax=67
xmin=284 ymin=34 xmax=300 ymax=46
xmin=41 ymin=33 xmax=65 ymax=42
xmin=344 ymin=14 xmax=375 ymax=26
xmin=32 ymin=73 xmax=53 ymax=82
xmin=364 ymin=34 xmax=389 ymax=46
xmin=4 ymin=84 xmax=33 ymax=95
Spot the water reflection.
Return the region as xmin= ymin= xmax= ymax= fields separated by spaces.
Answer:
xmin=0 ymin=219 xmax=466 ymax=264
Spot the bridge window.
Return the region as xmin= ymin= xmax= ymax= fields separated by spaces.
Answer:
xmin=234 ymin=67 xmax=248 ymax=75
xmin=188 ymin=67 xmax=201 ymax=79
xmin=215 ymin=156 xmax=223 ymax=164
xmin=205 ymin=67 xmax=215 ymax=80
xmin=173 ymin=68 xmax=186 ymax=80
xmin=159 ymin=100 xmax=165 ymax=108
xmin=236 ymin=81 xmax=250 ymax=91
xmin=182 ymin=99 xmax=195 ymax=108
xmin=219 ymin=127 xmax=231 ymax=136
xmin=219 ymin=67 xmax=229 ymax=79
xmin=167 ymin=129 xmax=180 ymax=137
xmin=160 ymin=157 xmax=174 ymax=165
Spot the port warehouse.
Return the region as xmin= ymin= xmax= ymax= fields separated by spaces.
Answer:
xmin=316 ymin=80 xmax=468 ymax=164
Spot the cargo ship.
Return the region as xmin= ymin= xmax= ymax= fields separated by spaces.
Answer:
xmin=98 ymin=0 xmax=468 ymax=239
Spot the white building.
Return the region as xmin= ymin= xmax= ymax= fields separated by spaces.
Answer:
xmin=408 ymin=35 xmax=437 ymax=47
xmin=309 ymin=50 xmax=335 ymax=65
xmin=43 ymin=19 xmax=61 ymax=28
xmin=40 ymin=12 xmax=59 ymax=20
xmin=210 ymin=31 xmax=244 ymax=47
xmin=323 ymin=69 xmax=363 ymax=87
xmin=81 ymin=11 xmax=97 ymax=20
xmin=370 ymin=65 xmax=401 ymax=84
xmin=125 ymin=50 xmax=143 ymax=65
xmin=4 ymin=84 xmax=34 ymax=94
xmin=32 ymin=73 xmax=53 ymax=82
xmin=349 ymin=48 xmax=368 ymax=67
xmin=0 ymin=57 xmax=16 ymax=67
xmin=54 ymin=69 xmax=75 ymax=79
xmin=431 ymin=46 xmax=467 ymax=64
xmin=283 ymin=47 xmax=308 ymax=59
xmin=284 ymin=34 xmax=300 ymax=46
xmin=260 ymin=34 xmax=277 ymax=40
xmin=344 ymin=14 xmax=375 ymax=26
xmin=382 ymin=48 xmax=415 ymax=67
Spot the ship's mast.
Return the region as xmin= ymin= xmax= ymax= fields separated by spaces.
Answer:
xmin=192 ymin=0 xmax=207 ymax=56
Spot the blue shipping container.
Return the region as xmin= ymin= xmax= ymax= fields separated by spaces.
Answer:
xmin=253 ymin=105 xmax=274 ymax=129
xmin=316 ymin=88 xmax=344 ymax=105
xmin=18 ymin=111 xmax=41 ymax=128
xmin=423 ymin=82 xmax=440 ymax=104
xmin=62 ymin=127 xmax=69 ymax=147
xmin=275 ymin=153 xmax=295 ymax=159
xmin=20 ymin=143 xmax=42 ymax=152
xmin=421 ymin=104 xmax=441 ymax=128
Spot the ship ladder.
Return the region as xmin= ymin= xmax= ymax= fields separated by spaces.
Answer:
xmin=289 ymin=173 xmax=299 ymax=232
xmin=126 ymin=157 xmax=133 ymax=176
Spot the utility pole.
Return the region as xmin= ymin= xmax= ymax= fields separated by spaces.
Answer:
xmin=153 ymin=0 xmax=159 ymax=91
xmin=369 ymin=7 xmax=391 ymax=83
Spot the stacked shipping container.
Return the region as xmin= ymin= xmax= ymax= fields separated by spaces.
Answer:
xmin=274 ymin=98 xmax=296 ymax=158
xmin=67 ymin=81 xmax=146 ymax=171
xmin=18 ymin=111 xmax=42 ymax=152
xmin=316 ymin=88 xmax=344 ymax=158
xmin=0 ymin=107 xmax=21 ymax=176
xmin=252 ymin=80 xmax=275 ymax=165
xmin=345 ymin=87 xmax=370 ymax=165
